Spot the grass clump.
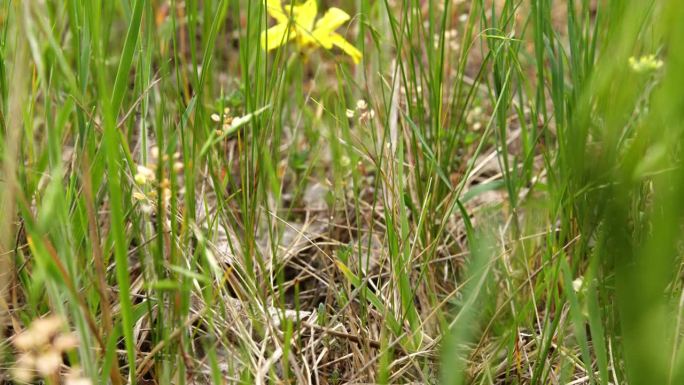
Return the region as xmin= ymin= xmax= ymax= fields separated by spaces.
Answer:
xmin=1 ymin=0 xmax=684 ymax=384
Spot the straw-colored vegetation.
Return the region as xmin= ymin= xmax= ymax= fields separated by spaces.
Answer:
xmin=1 ymin=1 xmax=683 ymax=384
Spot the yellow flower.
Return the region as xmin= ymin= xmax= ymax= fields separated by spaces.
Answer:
xmin=261 ymin=0 xmax=362 ymax=64
xmin=628 ymin=54 xmax=664 ymax=74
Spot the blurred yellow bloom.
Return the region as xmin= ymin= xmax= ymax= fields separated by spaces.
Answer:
xmin=628 ymin=54 xmax=664 ymax=73
xmin=261 ymin=0 xmax=362 ymax=64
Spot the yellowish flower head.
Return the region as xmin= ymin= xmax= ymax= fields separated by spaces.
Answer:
xmin=628 ymin=54 xmax=664 ymax=74
xmin=261 ymin=0 xmax=362 ymax=64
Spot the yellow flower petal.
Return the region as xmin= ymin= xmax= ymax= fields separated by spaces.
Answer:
xmin=288 ymin=0 xmax=318 ymax=45
xmin=295 ymin=0 xmax=318 ymax=30
xmin=328 ymin=32 xmax=362 ymax=64
xmin=311 ymin=29 xmax=334 ymax=49
xmin=314 ymin=8 xmax=351 ymax=33
xmin=310 ymin=8 xmax=351 ymax=48
xmin=265 ymin=0 xmax=288 ymax=24
xmin=260 ymin=1 xmax=361 ymax=64
xmin=260 ymin=23 xmax=295 ymax=51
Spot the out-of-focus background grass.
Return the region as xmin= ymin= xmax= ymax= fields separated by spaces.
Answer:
xmin=1 ymin=0 xmax=684 ymax=384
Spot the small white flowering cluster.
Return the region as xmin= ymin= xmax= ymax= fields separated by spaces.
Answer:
xmin=11 ymin=315 xmax=89 ymax=384
xmin=346 ymin=99 xmax=375 ymax=123
xmin=211 ymin=107 xmax=235 ymax=136
xmin=466 ymin=105 xmax=484 ymax=131
xmin=629 ymin=54 xmax=664 ymax=74
xmin=572 ymin=276 xmax=584 ymax=292
xmin=133 ymin=146 xmax=184 ymax=214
